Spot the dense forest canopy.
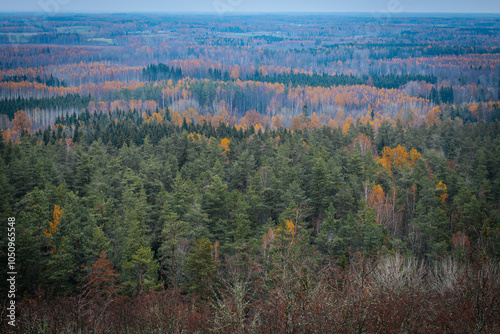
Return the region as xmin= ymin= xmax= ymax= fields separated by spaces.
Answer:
xmin=0 ymin=12 xmax=499 ymax=333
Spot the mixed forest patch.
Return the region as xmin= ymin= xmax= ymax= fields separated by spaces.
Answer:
xmin=0 ymin=12 xmax=499 ymax=333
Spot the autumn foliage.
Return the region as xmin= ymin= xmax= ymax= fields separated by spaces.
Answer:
xmin=2 ymin=12 xmax=500 ymax=334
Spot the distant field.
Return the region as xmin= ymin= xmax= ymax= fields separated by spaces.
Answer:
xmin=0 ymin=43 xmax=121 ymax=49
xmin=224 ymin=31 xmax=282 ymax=38
xmin=0 ymin=32 xmax=39 ymax=36
xmin=87 ymin=37 xmax=114 ymax=44
xmin=0 ymin=32 xmax=40 ymax=43
xmin=56 ymin=26 xmax=92 ymax=34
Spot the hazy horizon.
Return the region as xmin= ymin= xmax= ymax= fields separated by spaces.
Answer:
xmin=2 ymin=11 xmax=500 ymax=15
xmin=2 ymin=0 xmax=500 ymax=14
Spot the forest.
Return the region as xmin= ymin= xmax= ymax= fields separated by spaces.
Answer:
xmin=0 ymin=12 xmax=500 ymax=333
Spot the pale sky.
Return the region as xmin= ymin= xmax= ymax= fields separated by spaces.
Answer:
xmin=1 ymin=0 xmax=500 ymax=13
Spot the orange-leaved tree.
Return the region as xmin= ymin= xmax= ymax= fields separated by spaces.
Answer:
xmin=12 ymin=110 xmax=32 ymax=133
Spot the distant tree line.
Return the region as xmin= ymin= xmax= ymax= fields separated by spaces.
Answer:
xmin=0 ymin=94 xmax=91 ymax=120
xmin=1 ymin=74 xmax=66 ymax=87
